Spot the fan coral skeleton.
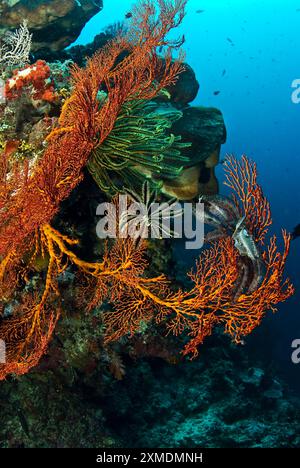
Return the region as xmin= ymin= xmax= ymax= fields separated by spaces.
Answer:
xmin=0 ymin=20 xmax=32 ymax=71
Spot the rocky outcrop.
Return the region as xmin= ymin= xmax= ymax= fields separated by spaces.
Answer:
xmin=166 ymin=63 xmax=199 ymax=105
xmin=0 ymin=0 xmax=103 ymax=53
xmin=161 ymin=106 xmax=227 ymax=199
xmin=172 ymin=106 xmax=227 ymax=166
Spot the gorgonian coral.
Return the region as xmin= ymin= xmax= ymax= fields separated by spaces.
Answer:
xmin=0 ymin=0 xmax=189 ymax=379
xmin=0 ymin=0 xmax=294 ymax=380
xmin=0 ymin=152 xmax=293 ymax=380
xmin=4 ymin=60 xmax=57 ymax=103
xmin=0 ymin=0 xmax=187 ymax=258
xmin=100 ymin=156 xmax=294 ymax=358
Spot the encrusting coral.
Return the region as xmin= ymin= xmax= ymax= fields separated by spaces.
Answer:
xmin=0 ymin=0 xmax=294 ymax=380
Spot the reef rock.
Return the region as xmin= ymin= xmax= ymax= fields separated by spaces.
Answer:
xmin=162 ymin=106 xmax=227 ymax=199
xmin=166 ymin=63 xmax=199 ymax=105
xmin=0 ymin=0 xmax=103 ymax=52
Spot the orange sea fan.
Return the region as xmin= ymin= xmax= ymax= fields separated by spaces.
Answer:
xmin=0 ymin=304 xmax=59 ymax=380
xmin=0 ymin=0 xmax=187 ymax=259
xmin=0 ymin=0 xmax=189 ymax=379
xmin=100 ymin=156 xmax=294 ymax=357
xmin=224 ymin=154 xmax=272 ymax=244
xmin=0 ymin=2 xmax=294 ymax=378
xmin=181 ymin=232 xmax=294 ymax=358
xmin=0 ymin=226 xmax=65 ymax=379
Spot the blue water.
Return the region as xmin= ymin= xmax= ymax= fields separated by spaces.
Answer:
xmin=75 ymin=0 xmax=300 ymax=389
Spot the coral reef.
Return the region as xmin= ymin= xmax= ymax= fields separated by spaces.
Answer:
xmin=0 ymin=19 xmax=31 ymax=70
xmin=102 ymin=344 xmax=300 ymax=448
xmin=0 ymin=0 xmax=296 ymax=450
xmin=0 ymin=0 xmax=293 ymax=383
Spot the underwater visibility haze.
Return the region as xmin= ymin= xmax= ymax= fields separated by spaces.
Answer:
xmin=0 ymin=0 xmax=299 ymax=450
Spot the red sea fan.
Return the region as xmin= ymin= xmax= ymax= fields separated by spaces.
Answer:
xmin=0 ymin=1 xmax=294 ymax=378
xmin=0 ymin=0 xmax=188 ymax=379
xmin=101 ymin=157 xmax=294 ymax=358
xmin=0 ymin=0 xmax=187 ymax=259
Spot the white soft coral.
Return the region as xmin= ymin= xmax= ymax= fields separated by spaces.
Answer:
xmin=0 ymin=20 xmax=32 ymax=71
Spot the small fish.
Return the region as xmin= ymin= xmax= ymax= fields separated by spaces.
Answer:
xmin=227 ymin=37 xmax=234 ymax=46
xmin=292 ymin=224 xmax=300 ymax=240
xmin=213 ymin=90 xmax=220 ymax=96
xmin=125 ymin=12 xmax=132 ymax=19
xmin=196 ymin=9 xmax=205 ymax=14
xmin=222 ymin=69 xmax=226 ymax=76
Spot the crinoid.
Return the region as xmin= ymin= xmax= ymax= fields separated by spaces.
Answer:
xmin=120 ymin=180 xmax=183 ymax=241
xmin=100 ymin=155 xmax=294 ymax=357
xmin=198 ymin=155 xmax=272 ymax=299
xmin=0 ymin=0 xmax=190 ymax=379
